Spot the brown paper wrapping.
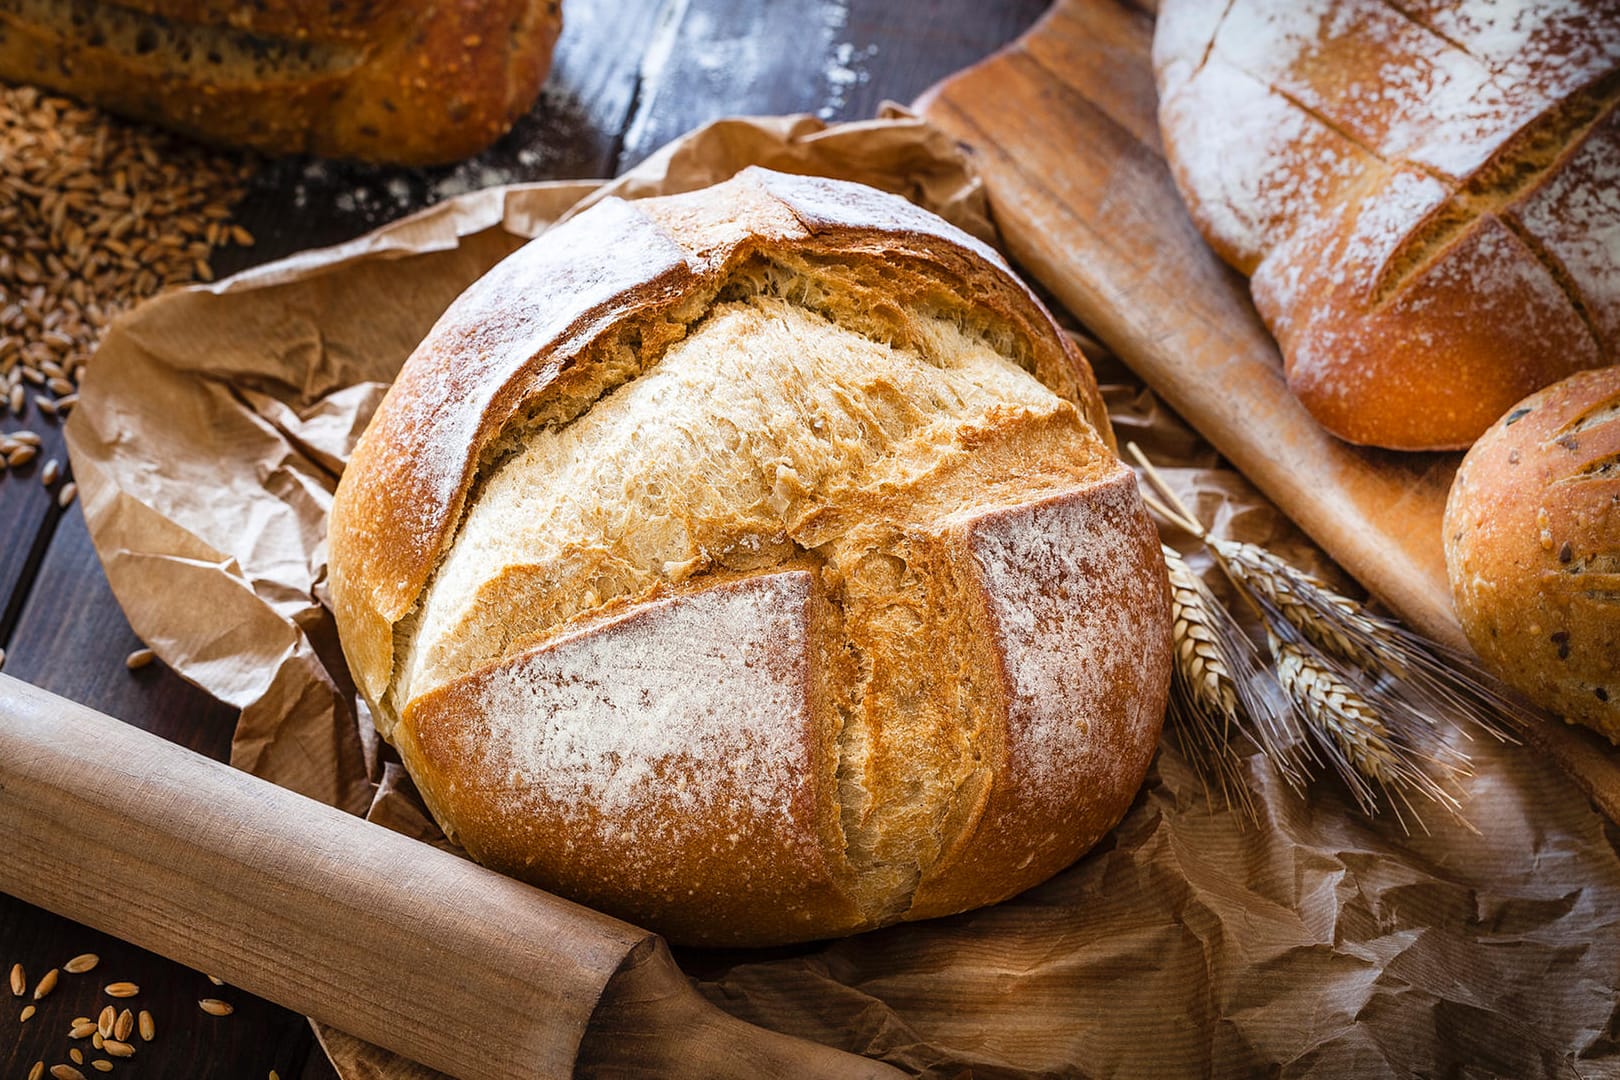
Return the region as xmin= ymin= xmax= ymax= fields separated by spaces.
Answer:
xmin=65 ymin=112 xmax=1620 ymax=1078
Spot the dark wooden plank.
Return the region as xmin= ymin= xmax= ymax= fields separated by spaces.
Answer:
xmin=0 ymin=405 xmax=69 ymax=642
xmin=0 ymin=903 xmax=318 ymax=1080
xmin=4 ymin=506 xmax=237 ymax=758
xmin=614 ymin=0 xmax=1050 ymax=173
xmin=834 ymin=0 xmax=1056 ymax=122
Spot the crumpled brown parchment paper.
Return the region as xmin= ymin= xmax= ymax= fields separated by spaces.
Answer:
xmin=65 ymin=111 xmax=1620 ymax=1079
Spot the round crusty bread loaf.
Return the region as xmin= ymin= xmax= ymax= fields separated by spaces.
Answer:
xmin=327 ymin=168 xmax=1173 ymax=947
xmin=0 ymin=0 xmax=562 ymax=164
xmin=1445 ymin=366 xmax=1620 ymax=740
xmin=1153 ymin=0 xmax=1620 ymax=451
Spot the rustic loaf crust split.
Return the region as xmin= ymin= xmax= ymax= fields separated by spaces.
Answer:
xmin=1154 ymin=0 xmax=1620 ymax=450
xmin=329 ymin=168 xmax=1172 ymax=946
xmin=1445 ymin=367 xmax=1620 ymax=740
xmin=0 ymin=0 xmax=562 ymax=164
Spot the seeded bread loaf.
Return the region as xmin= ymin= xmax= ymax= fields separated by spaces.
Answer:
xmin=327 ymin=168 xmax=1173 ymax=947
xmin=1153 ymin=0 xmax=1620 ymax=451
xmin=0 ymin=0 xmax=562 ymax=164
xmin=1445 ymin=367 xmax=1620 ymax=741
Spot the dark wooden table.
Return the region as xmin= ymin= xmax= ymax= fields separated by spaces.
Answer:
xmin=0 ymin=2 xmax=1048 ymax=1076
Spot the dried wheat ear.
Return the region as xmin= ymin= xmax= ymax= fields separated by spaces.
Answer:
xmin=1129 ymin=443 xmax=1530 ymax=832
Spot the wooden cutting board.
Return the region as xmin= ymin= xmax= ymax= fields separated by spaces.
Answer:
xmin=918 ymin=0 xmax=1620 ymax=818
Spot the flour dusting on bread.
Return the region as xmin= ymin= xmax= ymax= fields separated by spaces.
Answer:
xmin=454 ymin=573 xmax=812 ymax=825
xmin=964 ymin=473 xmax=1166 ymax=801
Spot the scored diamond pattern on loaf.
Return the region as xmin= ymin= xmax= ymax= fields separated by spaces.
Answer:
xmin=1154 ymin=0 xmax=1620 ymax=449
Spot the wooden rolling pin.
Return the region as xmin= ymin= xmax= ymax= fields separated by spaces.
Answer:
xmin=0 ymin=674 xmax=903 ymax=1079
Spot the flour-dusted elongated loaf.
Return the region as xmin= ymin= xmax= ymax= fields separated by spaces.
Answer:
xmin=328 ymin=168 xmax=1173 ymax=946
xmin=1154 ymin=0 xmax=1620 ymax=450
xmin=1445 ymin=367 xmax=1620 ymax=741
xmin=0 ymin=0 xmax=562 ymax=164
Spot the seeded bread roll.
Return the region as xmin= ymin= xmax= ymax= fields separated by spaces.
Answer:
xmin=327 ymin=168 xmax=1173 ymax=947
xmin=0 ymin=0 xmax=562 ymax=164
xmin=1153 ymin=0 xmax=1620 ymax=451
xmin=1445 ymin=367 xmax=1620 ymax=740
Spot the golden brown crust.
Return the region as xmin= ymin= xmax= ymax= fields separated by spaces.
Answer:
xmin=1445 ymin=367 xmax=1620 ymax=739
xmin=0 ymin=0 xmax=562 ymax=164
xmin=1154 ymin=0 xmax=1620 ymax=450
xmin=387 ymin=474 xmax=1171 ymax=946
xmin=329 ymin=169 xmax=1162 ymax=946
xmin=906 ymin=472 xmax=1170 ymax=920
xmin=329 ymin=169 xmax=1110 ymax=714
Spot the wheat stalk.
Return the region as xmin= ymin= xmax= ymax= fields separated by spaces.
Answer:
xmin=1267 ymin=629 xmax=1471 ymax=830
xmin=1124 ymin=441 xmax=1520 ymax=828
xmin=1162 ymin=546 xmax=1315 ymax=814
xmin=1270 ymin=634 xmax=1396 ymax=796
xmin=1210 ymin=534 xmax=1520 ymax=745
xmin=1163 ymin=546 xmax=1253 ymax=816
xmin=1165 ymin=547 xmax=1240 ymax=723
xmin=1212 ymin=538 xmax=1383 ymax=670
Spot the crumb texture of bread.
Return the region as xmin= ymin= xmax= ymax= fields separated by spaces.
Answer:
xmin=400 ymin=294 xmax=1084 ymax=703
xmin=328 ymin=169 xmax=1170 ymax=946
xmin=1154 ymin=0 xmax=1620 ymax=450
xmin=1445 ymin=366 xmax=1620 ymax=740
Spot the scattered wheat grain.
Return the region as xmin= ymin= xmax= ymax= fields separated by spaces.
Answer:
xmin=0 ymin=82 xmax=252 ymax=495
xmin=33 ymin=967 xmax=58 ymax=1000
